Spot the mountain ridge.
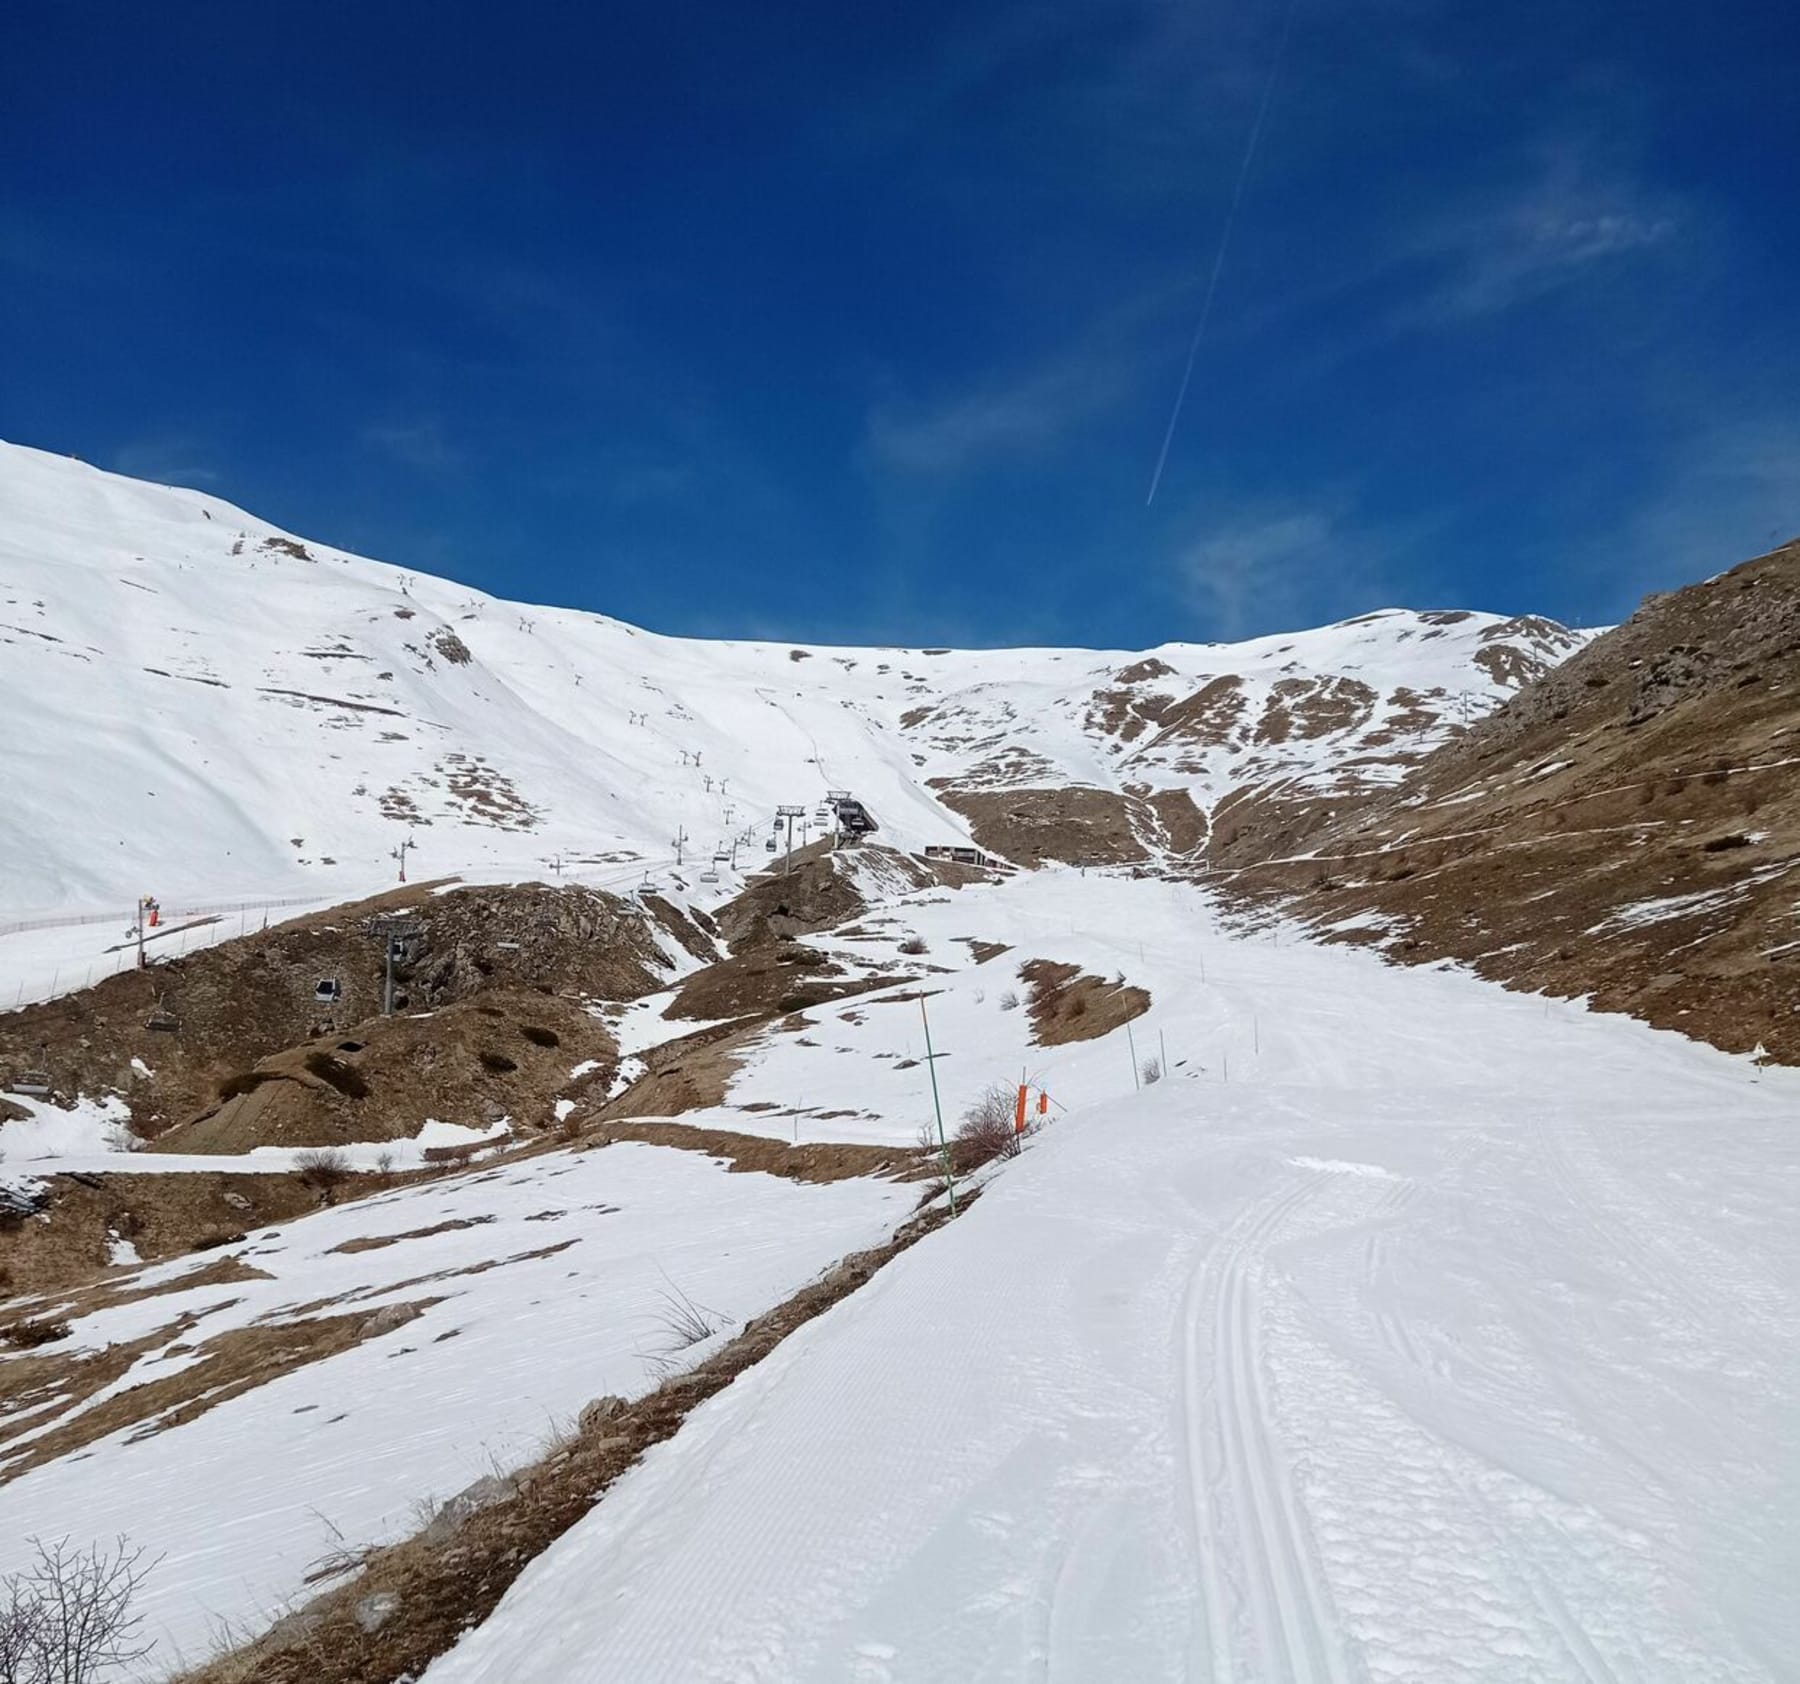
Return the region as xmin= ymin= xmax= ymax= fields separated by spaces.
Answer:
xmin=0 ymin=440 xmax=1591 ymax=915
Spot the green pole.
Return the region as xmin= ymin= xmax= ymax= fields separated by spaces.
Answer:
xmin=920 ymin=997 xmax=956 ymax=1214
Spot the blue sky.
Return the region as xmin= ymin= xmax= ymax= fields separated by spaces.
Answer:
xmin=3 ymin=0 xmax=1796 ymax=647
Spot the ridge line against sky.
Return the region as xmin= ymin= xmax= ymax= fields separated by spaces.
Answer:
xmin=2 ymin=0 xmax=1796 ymax=649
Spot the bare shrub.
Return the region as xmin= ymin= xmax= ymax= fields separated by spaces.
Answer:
xmin=955 ymin=1082 xmax=1025 ymax=1168
xmin=1141 ymin=1057 xmax=1163 ymax=1085
xmin=294 ymin=1147 xmax=352 ymax=1205
xmin=373 ymin=1150 xmax=396 ymax=1180
xmin=897 ymin=936 xmax=927 ymax=956
xmin=998 ymin=989 xmax=1020 ymax=1011
xmin=0 ymin=1536 xmax=155 ymax=1682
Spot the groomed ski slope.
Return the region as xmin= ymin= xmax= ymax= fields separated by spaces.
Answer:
xmin=427 ymin=877 xmax=1799 ymax=1684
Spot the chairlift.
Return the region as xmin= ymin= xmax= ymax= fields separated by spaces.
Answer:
xmin=314 ymin=977 xmax=342 ymax=1005
xmin=145 ymin=1005 xmax=180 ymax=1033
xmin=712 ymin=848 xmax=729 ymax=864
xmin=9 ymin=1070 xmax=52 ymax=1098
xmin=765 ymin=837 xmax=778 ymax=853
xmin=699 ymin=867 xmax=720 ymax=884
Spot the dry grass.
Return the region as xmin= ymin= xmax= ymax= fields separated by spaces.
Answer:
xmin=2 ymin=1301 xmax=440 ymax=1487
xmin=329 ymin=1216 xmax=496 ymax=1255
xmin=0 ymin=1316 xmax=70 ymax=1350
xmin=1017 ymin=959 xmax=1151 ymax=1046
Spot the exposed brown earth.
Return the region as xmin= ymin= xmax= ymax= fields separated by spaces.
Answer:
xmin=583 ymin=1120 xmax=919 ymax=1185
xmin=1141 ymin=786 xmax=1210 ymax=857
xmin=158 ymin=987 xmax=617 ymax=1155
xmin=665 ymin=938 xmax=911 ymax=1023
xmin=178 ymin=1197 xmax=968 ymax=1684
xmin=1226 ymin=537 xmax=1800 ymax=1063
xmin=0 ymin=881 xmax=667 ymax=1142
xmin=1018 ymin=959 xmax=1152 ymax=1046
xmin=640 ymin=892 xmax=721 ymax=964
xmin=598 ymin=1016 xmax=763 ymax=1118
xmin=1 ymin=1295 xmax=441 ymax=1485
xmin=1 ymin=1172 xmax=340 ymax=1297
xmin=329 ymin=1217 xmax=495 ymax=1254
xmin=714 ymin=851 xmax=875 ymax=951
xmin=940 ymin=786 xmax=1151 ymax=867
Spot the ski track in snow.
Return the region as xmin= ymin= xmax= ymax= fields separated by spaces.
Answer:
xmin=414 ymin=875 xmax=1799 ymax=1684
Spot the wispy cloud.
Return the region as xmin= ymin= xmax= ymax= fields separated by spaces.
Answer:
xmin=1406 ymin=142 xmax=1680 ymax=325
xmin=360 ymin=418 xmax=463 ymax=473
xmin=1177 ymin=499 xmax=1423 ymax=638
xmin=110 ymin=435 xmax=221 ymax=487
xmin=864 ymin=351 xmax=1129 ymax=476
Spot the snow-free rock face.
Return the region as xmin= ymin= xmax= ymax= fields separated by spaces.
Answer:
xmin=0 ymin=440 xmax=1590 ymax=913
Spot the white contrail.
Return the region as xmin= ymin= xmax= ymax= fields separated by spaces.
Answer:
xmin=1145 ymin=0 xmax=1302 ymax=506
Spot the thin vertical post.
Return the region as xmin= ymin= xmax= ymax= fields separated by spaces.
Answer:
xmin=920 ymin=997 xmax=955 ymax=1215
xmin=1126 ymin=1021 xmax=1141 ymax=1089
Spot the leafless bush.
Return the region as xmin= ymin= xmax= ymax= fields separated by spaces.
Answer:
xmin=1 ymin=1536 xmax=155 ymax=1683
xmin=374 ymin=1149 xmax=395 ymax=1178
xmin=897 ymin=935 xmax=928 ymax=956
xmin=955 ymin=1083 xmax=1025 ymax=1168
xmin=294 ymin=1147 xmax=352 ymax=1204
xmin=998 ymin=988 xmax=1020 ymax=1011
xmin=1141 ymin=1057 xmax=1163 ymax=1085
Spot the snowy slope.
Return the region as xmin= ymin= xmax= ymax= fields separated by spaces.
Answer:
xmin=425 ymin=876 xmax=1800 ymax=1684
xmin=0 ymin=1141 xmax=907 ymax=1672
xmin=0 ymin=442 xmax=1589 ymax=918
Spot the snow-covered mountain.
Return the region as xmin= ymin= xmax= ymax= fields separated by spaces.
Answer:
xmin=0 ymin=441 xmax=1591 ymax=914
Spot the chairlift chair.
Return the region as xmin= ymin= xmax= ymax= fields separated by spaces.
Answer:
xmin=314 ymin=978 xmax=343 ymax=1005
xmin=10 ymin=1070 xmax=52 ymax=1098
xmin=699 ymin=867 xmax=720 ymax=884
